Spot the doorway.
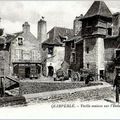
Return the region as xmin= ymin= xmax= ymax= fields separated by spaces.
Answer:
xmin=25 ymin=67 xmax=30 ymax=78
xmin=68 ymin=69 xmax=72 ymax=78
xmin=48 ymin=66 xmax=54 ymax=77
xmin=100 ymin=70 xmax=104 ymax=79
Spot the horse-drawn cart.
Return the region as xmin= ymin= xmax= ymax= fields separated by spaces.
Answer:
xmin=54 ymin=68 xmax=97 ymax=82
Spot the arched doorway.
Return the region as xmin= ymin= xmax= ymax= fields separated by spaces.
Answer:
xmin=48 ymin=66 xmax=54 ymax=77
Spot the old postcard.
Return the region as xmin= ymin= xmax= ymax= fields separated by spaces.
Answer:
xmin=0 ymin=0 xmax=120 ymax=119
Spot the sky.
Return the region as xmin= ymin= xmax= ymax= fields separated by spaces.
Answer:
xmin=0 ymin=1 xmax=120 ymax=37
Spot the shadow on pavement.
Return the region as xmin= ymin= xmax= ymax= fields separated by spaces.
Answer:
xmin=104 ymin=98 xmax=115 ymax=103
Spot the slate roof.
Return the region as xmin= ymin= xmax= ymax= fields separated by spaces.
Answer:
xmin=42 ymin=27 xmax=74 ymax=46
xmin=81 ymin=1 xmax=112 ymax=20
xmin=0 ymin=36 xmax=6 ymax=44
xmin=4 ymin=32 xmax=24 ymax=44
xmin=0 ymin=33 xmax=18 ymax=44
xmin=12 ymin=30 xmax=38 ymax=45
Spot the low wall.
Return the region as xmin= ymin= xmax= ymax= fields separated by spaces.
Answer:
xmin=19 ymin=80 xmax=103 ymax=95
xmin=23 ymin=83 xmax=114 ymax=103
xmin=0 ymin=96 xmax=26 ymax=107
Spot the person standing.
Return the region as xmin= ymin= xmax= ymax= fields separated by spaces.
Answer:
xmin=113 ymin=73 xmax=120 ymax=103
xmin=0 ymin=77 xmax=4 ymax=97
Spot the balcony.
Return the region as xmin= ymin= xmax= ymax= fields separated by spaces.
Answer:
xmin=12 ymin=59 xmax=41 ymax=63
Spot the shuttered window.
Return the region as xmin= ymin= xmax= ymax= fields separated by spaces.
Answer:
xmin=15 ymin=49 xmax=23 ymax=60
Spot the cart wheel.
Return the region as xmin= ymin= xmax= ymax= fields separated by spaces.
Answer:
xmin=71 ymin=72 xmax=80 ymax=82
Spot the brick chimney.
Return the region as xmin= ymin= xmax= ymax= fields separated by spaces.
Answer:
xmin=22 ymin=22 xmax=30 ymax=33
xmin=112 ymin=12 xmax=120 ymax=36
xmin=37 ymin=17 xmax=47 ymax=44
xmin=73 ymin=14 xmax=83 ymax=36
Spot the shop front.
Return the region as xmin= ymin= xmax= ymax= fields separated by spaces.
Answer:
xmin=13 ymin=62 xmax=41 ymax=79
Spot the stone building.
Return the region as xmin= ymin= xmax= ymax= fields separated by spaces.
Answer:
xmin=64 ymin=1 xmax=120 ymax=80
xmin=10 ymin=22 xmax=42 ymax=79
xmin=0 ymin=30 xmax=12 ymax=76
xmin=42 ymin=27 xmax=73 ymax=77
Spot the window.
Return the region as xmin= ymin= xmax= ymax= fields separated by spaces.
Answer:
xmin=71 ymin=41 xmax=75 ymax=49
xmin=48 ymin=47 xmax=54 ymax=55
xmin=70 ymin=52 xmax=76 ymax=63
xmin=31 ymin=49 xmax=39 ymax=61
xmin=115 ymin=49 xmax=120 ymax=59
xmin=15 ymin=49 xmax=23 ymax=60
xmin=108 ymin=28 xmax=112 ymax=36
xmin=86 ymin=47 xmax=89 ymax=53
xmin=18 ymin=37 xmax=23 ymax=45
xmin=87 ymin=63 xmax=89 ymax=69
xmin=86 ymin=20 xmax=93 ymax=27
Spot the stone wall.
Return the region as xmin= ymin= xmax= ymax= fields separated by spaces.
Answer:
xmin=84 ymin=37 xmax=105 ymax=78
xmin=84 ymin=38 xmax=97 ymax=71
xmin=64 ymin=40 xmax=83 ymax=72
xmin=104 ymin=38 xmax=117 ymax=61
xmin=65 ymin=42 xmax=71 ymax=64
xmin=70 ymin=41 xmax=83 ymax=71
xmin=0 ymin=96 xmax=26 ymax=107
xmin=104 ymin=38 xmax=118 ymax=82
xmin=23 ymin=82 xmax=114 ymax=103
xmin=10 ymin=23 xmax=41 ymax=76
xmin=19 ymin=80 xmax=103 ymax=95
xmin=112 ymin=12 xmax=120 ymax=36
xmin=73 ymin=15 xmax=82 ymax=35
xmin=0 ymin=44 xmax=10 ymax=76
xmin=46 ymin=46 xmax=65 ymax=75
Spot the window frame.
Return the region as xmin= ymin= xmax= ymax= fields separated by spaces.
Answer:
xmin=107 ymin=28 xmax=112 ymax=36
xmin=70 ymin=52 xmax=76 ymax=64
xmin=86 ymin=47 xmax=89 ymax=54
xmin=87 ymin=63 xmax=89 ymax=69
xmin=17 ymin=36 xmax=24 ymax=46
xmin=71 ymin=41 xmax=76 ymax=49
xmin=115 ymin=49 xmax=120 ymax=59
xmin=48 ymin=47 xmax=54 ymax=55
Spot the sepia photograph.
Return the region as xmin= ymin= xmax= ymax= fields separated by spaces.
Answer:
xmin=0 ymin=0 xmax=120 ymax=119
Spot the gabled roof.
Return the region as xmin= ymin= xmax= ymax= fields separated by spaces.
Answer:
xmin=42 ymin=27 xmax=74 ymax=46
xmin=4 ymin=32 xmax=24 ymax=44
xmin=81 ymin=1 xmax=112 ymax=20
xmin=0 ymin=33 xmax=18 ymax=44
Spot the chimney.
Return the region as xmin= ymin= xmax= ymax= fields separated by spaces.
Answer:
xmin=22 ymin=22 xmax=30 ymax=33
xmin=0 ymin=18 xmax=4 ymax=36
xmin=73 ymin=14 xmax=83 ymax=36
xmin=112 ymin=12 xmax=120 ymax=36
xmin=37 ymin=17 xmax=47 ymax=44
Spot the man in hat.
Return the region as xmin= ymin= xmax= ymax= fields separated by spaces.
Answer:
xmin=0 ymin=77 xmax=4 ymax=97
xmin=113 ymin=72 xmax=120 ymax=103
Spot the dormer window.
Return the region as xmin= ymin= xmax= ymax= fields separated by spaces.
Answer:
xmin=18 ymin=37 xmax=23 ymax=45
xmin=48 ymin=47 xmax=54 ymax=55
